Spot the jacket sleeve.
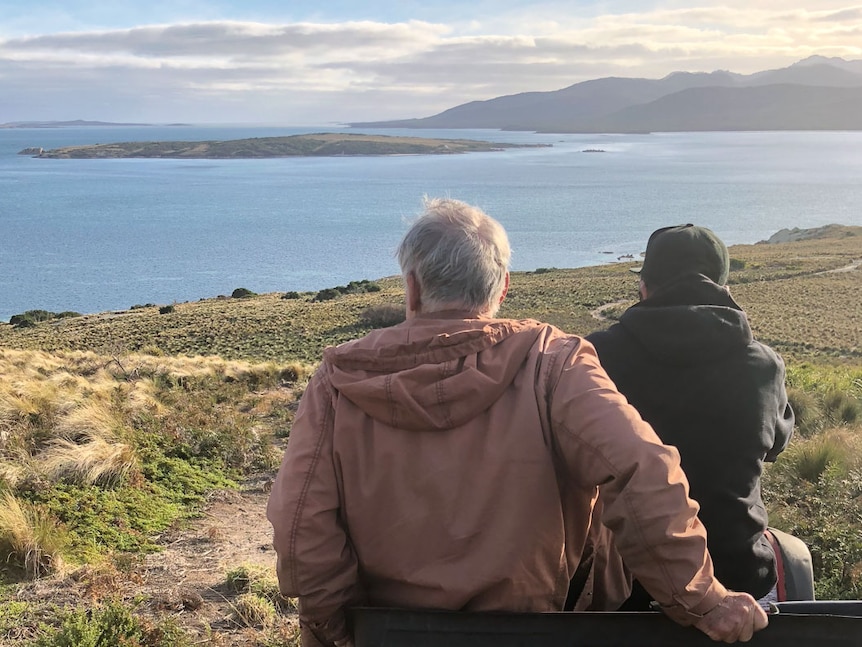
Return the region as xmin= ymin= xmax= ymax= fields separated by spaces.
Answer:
xmin=547 ymin=337 xmax=727 ymax=625
xmin=765 ymin=355 xmax=794 ymax=462
xmin=266 ymin=364 xmax=360 ymax=646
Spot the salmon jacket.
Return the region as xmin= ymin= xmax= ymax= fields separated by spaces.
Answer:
xmin=266 ymin=312 xmax=727 ymax=646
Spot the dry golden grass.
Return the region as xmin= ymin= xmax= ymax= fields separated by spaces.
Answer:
xmin=733 ymin=272 xmax=861 ymax=357
xmin=0 ymin=491 xmax=67 ymax=577
xmin=0 ymin=348 xmax=313 ymax=492
xmin=39 ymin=432 xmax=138 ymax=486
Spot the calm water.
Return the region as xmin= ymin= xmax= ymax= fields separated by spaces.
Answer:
xmin=2 ymin=126 xmax=862 ymax=321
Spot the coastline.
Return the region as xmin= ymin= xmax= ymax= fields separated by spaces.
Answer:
xmin=4 ymin=225 xmax=856 ymax=322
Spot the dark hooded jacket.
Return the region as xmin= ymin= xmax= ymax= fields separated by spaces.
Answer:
xmin=587 ymin=274 xmax=794 ymax=598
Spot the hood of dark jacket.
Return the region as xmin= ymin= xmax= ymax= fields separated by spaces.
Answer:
xmin=621 ymin=274 xmax=752 ymax=365
xmin=323 ymin=312 xmax=548 ymax=431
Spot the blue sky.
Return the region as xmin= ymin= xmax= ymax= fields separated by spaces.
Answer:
xmin=1 ymin=1 xmax=860 ymax=124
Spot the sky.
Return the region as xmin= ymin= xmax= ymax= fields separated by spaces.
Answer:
xmin=1 ymin=1 xmax=861 ymax=125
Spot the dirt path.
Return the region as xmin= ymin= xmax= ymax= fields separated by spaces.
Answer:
xmin=134 ymin=472 xmax=295 ymax=642
xmin=817 ymin=258 xmax=862 ymax=274
xmin=590 ymin=299 xmax=633 ymax=323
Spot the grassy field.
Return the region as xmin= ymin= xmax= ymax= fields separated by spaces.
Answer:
xmin=0 ymin=226 xmax=860 ymax=645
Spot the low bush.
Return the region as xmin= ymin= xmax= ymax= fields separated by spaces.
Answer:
xmin=231 ymin=287 xmax=257 ymax=299
xmin=33 ymin=598 xmax=189 ymax=647
xmin=359 ymin=304 xmax=405 ymax=328
xmin=158 ymin=305 xmax=174 ymax=315
xmin=8 ymin=310 xmax=80 ymax=327
xmin=729 ymin=258 xmax=746 ymax=271
xmin=314 ymin=288 xmax=340 ymax=302
xmin=282 ymin=291 xmax=301 ymax=299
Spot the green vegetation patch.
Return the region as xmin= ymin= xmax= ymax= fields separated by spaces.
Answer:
xmin=33 ymin=598 xmax=190 ymax=647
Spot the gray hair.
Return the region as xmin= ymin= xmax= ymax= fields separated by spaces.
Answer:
xmin=397 ymin=198 xmax=511 ymax=315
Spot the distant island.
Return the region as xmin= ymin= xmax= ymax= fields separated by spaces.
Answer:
xmin=21 ymin=133 xmax=543 ymax=159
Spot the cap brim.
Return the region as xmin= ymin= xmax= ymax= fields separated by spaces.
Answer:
xmin=629 ymin=266 xmax=643 ymax=274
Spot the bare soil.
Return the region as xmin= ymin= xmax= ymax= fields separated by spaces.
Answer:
xmin=9 ymin=470 xmax=298 ymax=646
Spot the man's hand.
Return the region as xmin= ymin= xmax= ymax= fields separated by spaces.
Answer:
xmin=693 ymin=592 xmax=769 ymax=643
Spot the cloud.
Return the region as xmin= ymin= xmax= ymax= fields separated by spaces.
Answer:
xmin=1 ymin=5 xmax=861 ymax=124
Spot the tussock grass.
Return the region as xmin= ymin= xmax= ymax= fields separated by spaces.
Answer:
xmin=0 ymin=347 xmax=310 ymax=573
xmin=39 ymin=433 xmax=138 ymax=486
xmin=0 ymin=456 xmax=28 ymax=489
xmin=0 ymin=491 xmax=66 ymax=578
xmin=778 ymin=428 xmax=862 ymax=483
xmin=54 ymin=401 xmax=122 ymax=441
xmin=231 ymin=593 xmax=277 ymax=629
xmin=786 ymin=387 xmax=823 ymax=436
xmin=225 ymin=564 xmax=296 ymax=611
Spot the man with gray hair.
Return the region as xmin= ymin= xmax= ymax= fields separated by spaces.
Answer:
xmin=267 ymin=199 xmax=768 ymax=647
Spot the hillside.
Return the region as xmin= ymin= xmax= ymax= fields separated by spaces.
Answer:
xmin=1 ymin=226 xmax=860 ymax=646
xmin=22 ymin=133 xmax=532 ymax=159
xmin=351 ymin=57 xmax=862 ymax=133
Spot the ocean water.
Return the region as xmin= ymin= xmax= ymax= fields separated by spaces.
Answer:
xmin=2 ymin=125 xmax=862 ymax=321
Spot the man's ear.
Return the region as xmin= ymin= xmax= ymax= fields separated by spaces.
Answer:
xmin=638 ymin=279 xmax=648 ymax=301
xmin=499 ymin=272 xmax=510 ymax=304
xmin=406 ymin=271 xmax=422 ymax=316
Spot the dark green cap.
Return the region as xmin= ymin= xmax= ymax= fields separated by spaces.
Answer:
xmin=634 ymin=224 xmax=730 ymax=287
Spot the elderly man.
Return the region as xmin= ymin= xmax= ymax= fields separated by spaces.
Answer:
xmin=584 ymin=224 xmax=794 ymax=610
xmin=267 ymin=200 xmax=768 ymax=647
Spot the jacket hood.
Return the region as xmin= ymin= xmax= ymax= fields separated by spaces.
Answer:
xmin=621 ymin=275 xmax=752 ymax=365
xmin=323 ymin=312 xmax=548 ymax=431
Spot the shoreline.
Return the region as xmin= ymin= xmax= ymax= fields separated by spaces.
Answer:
xmin=4 ymin=225 xmax=851 ymax=323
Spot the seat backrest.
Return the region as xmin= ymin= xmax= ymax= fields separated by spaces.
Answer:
xmin=768 ymin=527 xmax=815 ymax=601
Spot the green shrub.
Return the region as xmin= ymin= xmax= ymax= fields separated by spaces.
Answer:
xmin=33 ymin=599 xmax=189 ymax=647
xmin=231 ymin=287 xmax=257 ymax=299
xmin=282 ymin=291 xmax=301 ymax=299
xmin=0 ymin=600 xmax=33 ymax=637
xmin=729 ymin=258 xmax=746 ymax=271
xmin=359 ymin=304 xmax=406 ymax=328
xmin=314 ymin=288 xmax=340 ymax=302
xmin=13 ymin=318 xmax=36 ymax=329
xmin=9 ymin=310 xmax=53 ymax=326
xmin=158 ymin=305 xmax=174 ymax=315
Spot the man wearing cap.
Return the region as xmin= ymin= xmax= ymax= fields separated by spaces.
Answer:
xmin=581 ymin=224 xmax=794 ymax=609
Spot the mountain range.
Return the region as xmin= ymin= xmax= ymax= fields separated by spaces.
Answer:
xmin=351 ymin=56 xmax=862 ymax=133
